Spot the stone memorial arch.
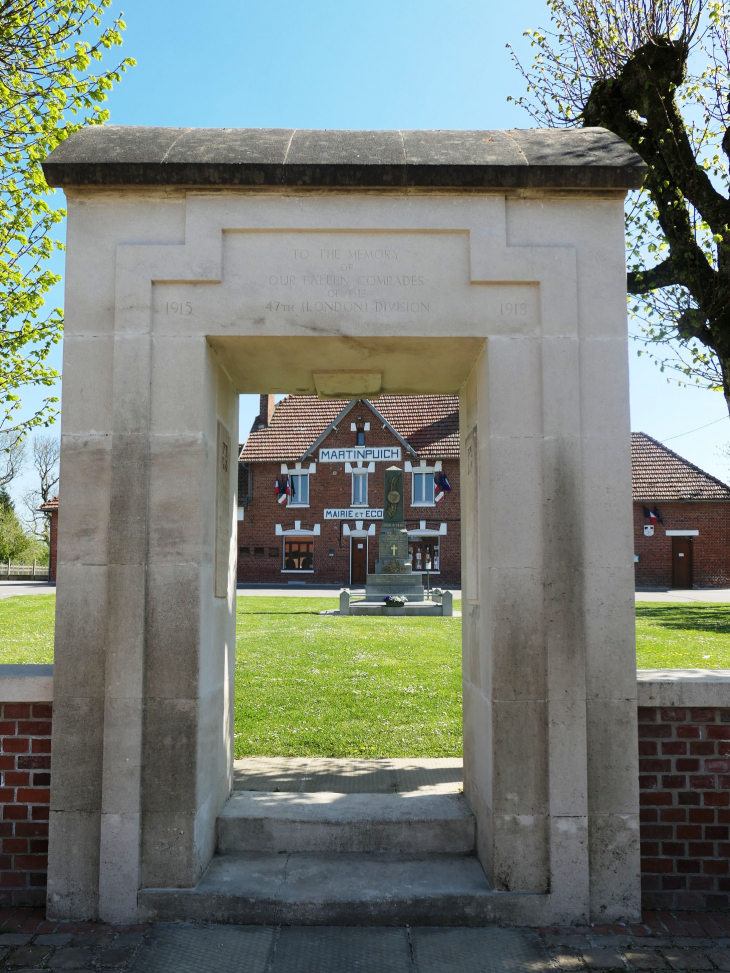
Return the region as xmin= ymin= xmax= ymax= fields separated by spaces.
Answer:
xmin=41 ymin=127 xmax=645 ymax=925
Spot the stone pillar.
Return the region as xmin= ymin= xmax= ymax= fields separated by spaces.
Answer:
xmin=47 ymin=257 xmax=238 ymax=922
xmin=461 ymin=280 xmax=639 ymax=920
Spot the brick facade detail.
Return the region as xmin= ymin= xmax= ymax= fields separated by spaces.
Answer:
xmin=633 ymin=502 xmax=730 ymax=588
xmin=3 ymin=696 xmax=730 ymax=910
xmin=0 ymin=703 xmax=52 ymax=907
xmin=238 ymin=418 xmax=461 ymax=587
xmin=639 ymin=705 xmax=730 ymax=910
xmin=47 ymin=511 xmax=57 ymax=584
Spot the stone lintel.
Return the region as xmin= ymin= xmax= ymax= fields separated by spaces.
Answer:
xmin=42 ymin=127 xmax=646 ymax=190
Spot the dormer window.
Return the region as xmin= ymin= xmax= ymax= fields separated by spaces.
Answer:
xmin=351 ymin=418 xmax=369 ymax=446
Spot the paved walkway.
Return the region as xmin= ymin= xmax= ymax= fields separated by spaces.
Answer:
xmin=1 ymin=908 xmax=730 ymax=971
xmin=7 ymin=582 xmax=730 ymax=603
xmin=636 ymin=588 xmax=730 ymax=602
xmin=233 ymin=756 xmax=463 ymax=794
xmin=237 ymin=585 xmax=462 ymax=598
xmin=0 ymin=582 xmax=55 ymax=599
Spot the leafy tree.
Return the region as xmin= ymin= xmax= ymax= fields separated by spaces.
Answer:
xmin=509 ymin=0 xmax=730 ymax=410
xmin=0 ymin=0 xmax=134 ymax=441
xmin=22 ymin=432 xmax=58 ymax=541
xmin=0 ymin=503 xmax=33 ymax=562
xmin=0 ymin=430 xmax=24 ymax=488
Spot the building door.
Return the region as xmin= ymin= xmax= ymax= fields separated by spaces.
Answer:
xmin=351 ymin=537 xmax=367 ymax=585
xmin=672 ymin=536 xmax=693 ymax=588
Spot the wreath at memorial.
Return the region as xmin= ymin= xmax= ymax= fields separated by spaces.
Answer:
xmin=384 ymin=595 xmax=408 ymax=607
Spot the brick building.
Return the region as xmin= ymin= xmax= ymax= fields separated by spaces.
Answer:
xmin=238 ymin=394 xmax=461 ymax=587
xmin=633 ymin=432 xmax=730 ymax=588
xmin=38 ymin=496 xmax=58 ymax=583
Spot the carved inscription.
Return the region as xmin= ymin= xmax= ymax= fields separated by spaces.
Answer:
xmin=265 ymin=246 xmax=431 ymax=315
xmin=166 ymin=301 xmax=193 ymax=315
xmin=215 ymin=420 xmax=231 ymax=598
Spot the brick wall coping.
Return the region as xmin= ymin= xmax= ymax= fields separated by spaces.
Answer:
xmin=0 ymin=665 xmax=53 ymax=702
xmin=637 ymin=668 xmax=730 ymax=707
xmin=0 ymin=664 xmax=724 ymax=710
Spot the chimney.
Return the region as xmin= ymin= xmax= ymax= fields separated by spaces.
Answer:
xmin=257 ymin=394 xmax=275 ymax=428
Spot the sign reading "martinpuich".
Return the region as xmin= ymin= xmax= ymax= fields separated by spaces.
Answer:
xmin=319 ymin=446 xmax=401 ymax=462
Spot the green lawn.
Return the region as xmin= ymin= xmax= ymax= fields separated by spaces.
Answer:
xmin=235 ymin=597 xmax=461 ymax=757
xmin=0 ymin=595 xmax=55 ymax=663
xmin=2 ymin=595 xmax=730 ymax=757
xmin=635 ymin=602 xmax=730 ymax=669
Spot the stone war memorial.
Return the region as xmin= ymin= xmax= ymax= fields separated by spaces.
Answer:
xmin=41 ymin=127 xmax=645 ymax=925
xmin=342 ymin=465 xmax=453 ymax=616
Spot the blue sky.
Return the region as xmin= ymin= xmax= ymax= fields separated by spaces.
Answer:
xmin=11 ymin=0 xmax=730 ymax=498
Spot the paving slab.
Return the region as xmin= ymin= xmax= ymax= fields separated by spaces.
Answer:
xmin=128 ymin=924 xmax=274 ymax=973
xmin=704 ymin=949 xmax=730 ymax=971
xmin=582 ymin=947 xmax=625 ymax=968
xmin=411 ymin=926 xmax=551 ymax=972
xmin=662 ymin=950 xmax=713 ymax=970
xmin=49 ymin=946 xmax=98 ymax=968
xmin=624 ymin=950 xmax=666 ymax=968
xmin=5 ymin=944 xmax=52 ymax=967
xmin=271 ymin=926 xmax=411 ymax=973
xmin=233 ymin=756 xmax=463 ymax=794
xmin=553 ymin=955 xmax=584 ymax=971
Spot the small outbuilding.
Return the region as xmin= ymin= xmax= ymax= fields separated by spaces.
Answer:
xmin=632 ymin=432 xmax=730 ymax=588
xmin=39 ymin=495 xmax=58 ymax=583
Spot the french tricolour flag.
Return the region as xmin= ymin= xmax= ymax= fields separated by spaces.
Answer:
xmin=434 ymin=471 xmax=451 ymax=503
xmin=276 ymin=477 xmax=288 ymax=504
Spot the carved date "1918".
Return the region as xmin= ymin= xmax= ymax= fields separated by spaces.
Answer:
xmin=165 ymin=301 xmax=193 ymax=315
xmin=500 ymin=303 xmax=528 ymax=316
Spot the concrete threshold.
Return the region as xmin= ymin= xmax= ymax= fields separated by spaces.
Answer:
xmin=233 ymin=756 xmax=463 ymax=795
xmin=138 ymin=852 xmax=548 ymax=926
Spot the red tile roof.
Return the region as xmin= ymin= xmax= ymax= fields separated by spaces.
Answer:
xmin=631 ymin=432 xmax=730 ymax=501
xmin=240 ymin=394 xmax=459 ymax=463
xmin=39 ymin=495 xmax=58 ymax=511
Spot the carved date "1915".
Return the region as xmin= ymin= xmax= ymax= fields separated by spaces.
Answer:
xmin=165 ymin=301 xmax=193 ymax=315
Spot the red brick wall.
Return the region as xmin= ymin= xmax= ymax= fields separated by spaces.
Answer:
xmin=634 ymin=502 xmax=730 ymax=588
xmin=0 ymin=703 xmax=52 ymax=907
xmin=5 ymin=693 xmax=730 ymax=911
xmin=238 ymin=420 xmax=461 ymax=586
xmin=47 ymin=512 xmax=57 ymax=584
xmin=639 ymin=705 xmax=730 ymax=910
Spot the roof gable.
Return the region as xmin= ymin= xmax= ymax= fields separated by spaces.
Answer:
xmin=302 ymin=399 xmax=418 ymax=460
xmin=240 ymin=394 xmax=459 ymax=463
xmin=631 ymin=432 xmax=730 ymax=502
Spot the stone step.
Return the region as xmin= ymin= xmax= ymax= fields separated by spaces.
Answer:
xmin=137 ymin=851 xmax=547 ymax=926
xmin=216 ymin=791 xmax=475 ymax=854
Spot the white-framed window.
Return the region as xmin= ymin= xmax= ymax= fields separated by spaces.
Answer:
xmin=412 ymin=471 xmax=434 ymax=506
xmin=288 ymin=472 xmax=309 ymax=506
xmin=352 ymin=471 xmax=368 ymax=506
xmin=409 ymin=538 xmax=440 ymax=573
xmin=283 ymin=538 xmax=314 ymax=571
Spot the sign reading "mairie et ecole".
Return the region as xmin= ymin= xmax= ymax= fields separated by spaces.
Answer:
xmin=324 ymin=508 xmax=384 ymax=520
xmin=319 ymin=447 xmax=401 ymax=462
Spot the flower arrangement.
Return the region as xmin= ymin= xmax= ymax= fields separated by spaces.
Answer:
xmin=384 ymin=595 xmax=408 ymax=607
